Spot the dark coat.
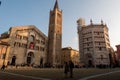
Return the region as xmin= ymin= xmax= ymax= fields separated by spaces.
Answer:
xmin=64 ymin=62 xmax=69 ymax=74
xmin=69 ymin=61 xmax=74 ymax=69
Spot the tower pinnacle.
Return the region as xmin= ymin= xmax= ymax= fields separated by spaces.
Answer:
xmin=54 ymin=0 xmax=59 ymax=10
xmin=0 ymin=1 xmax=1 ymax=6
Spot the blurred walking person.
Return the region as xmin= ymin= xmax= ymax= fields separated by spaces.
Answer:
xmin=64 ymin=62 xmax=69 ymax=78
xmin=1 ymin=64 xmax=5 ymax=70
xmin=69 ymin=60 xmax=74 ymax=78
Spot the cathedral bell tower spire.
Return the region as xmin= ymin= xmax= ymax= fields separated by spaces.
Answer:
xmin=54 ymin=0 xmax=59 ymax=10
xmin=47 ymin=0 xmax=62 ymax=67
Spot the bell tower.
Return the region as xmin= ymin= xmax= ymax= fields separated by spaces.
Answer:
xmin=47 ymin=0 xmax=62 ymax=67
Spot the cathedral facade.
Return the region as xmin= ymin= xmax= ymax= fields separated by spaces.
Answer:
xmin=0 ymin=25 xmax=47 ymax=67
xmin=0 ymin=0 xmax=62 ymax=67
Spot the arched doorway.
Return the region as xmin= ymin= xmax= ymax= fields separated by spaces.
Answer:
xmin=11 ymin=56 xmax=16 ymax=66
xmin=40 ymin=57 xmax=43 ymax=68
xmin=86 ymin=53 xmax=93 ymax=67
xmin=88 ymin=60 xmax=92 ymax=67
xmin=26 ymin=52 xmax=34 ymax=66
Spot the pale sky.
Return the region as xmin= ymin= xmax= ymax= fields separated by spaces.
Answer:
xmin=0 ymin=0 xmax=120 ymax=50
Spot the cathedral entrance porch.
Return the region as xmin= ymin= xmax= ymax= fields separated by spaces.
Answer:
xmin=26 ymin=52 xmax=34 ymax=66
xmin=11 ymin=56 xmax=16 ymax=66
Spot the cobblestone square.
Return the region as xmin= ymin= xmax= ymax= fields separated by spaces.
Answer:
xmin=0 ymin=68 xmax=120 ymax=80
